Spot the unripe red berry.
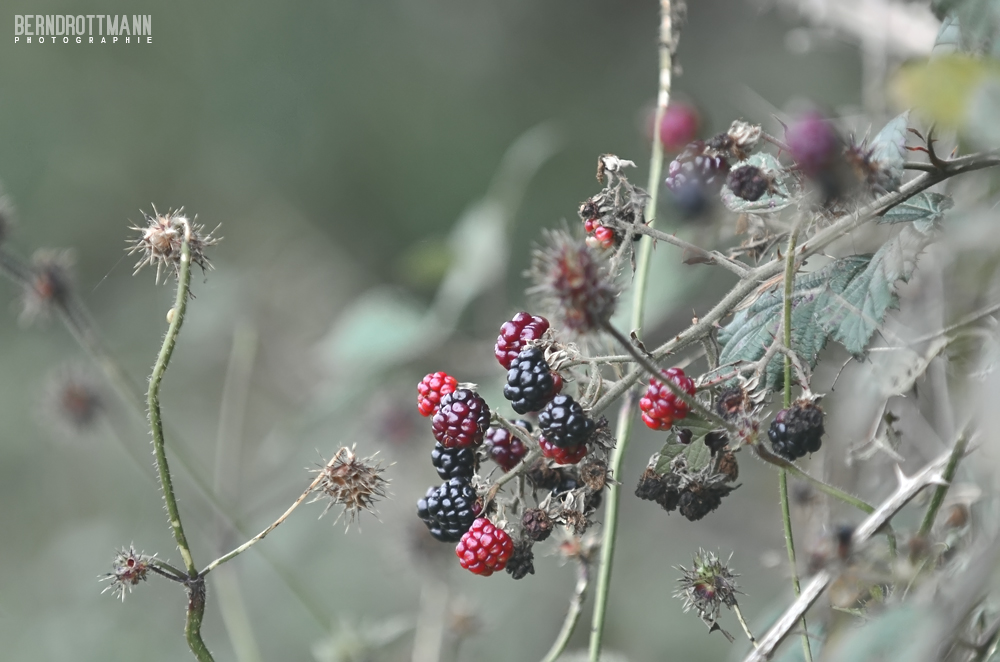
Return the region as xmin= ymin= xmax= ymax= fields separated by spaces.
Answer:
xmin=456 ymin=518 xmax=514 ymax=576
xmin=495 ymin=312 xmax=550 ymax=369
xmin=638 ymin=367 xmax=696 ymax=431
xmin=539 ymin=436 xmax=588 ymax=465
xmin=417 ymin=371 xmax=458 ymax=417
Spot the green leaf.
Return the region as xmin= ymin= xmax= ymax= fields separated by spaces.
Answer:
xmin=653 ymin=413 xmax=718 ymax=473
xmin=718 ymin=222 xmax=936 ymax=390
xmin=868 ymin=112 xmax=908 ymax=191
xmin=820 ymin=225 xmax=935 ymax=356
xmin=878 ymin=192 xmax=953 ymax=233
xmin=718 ymin=256 xmax=870 ymax=388
xmin=720 ymin=152 xmax=793 ymax=213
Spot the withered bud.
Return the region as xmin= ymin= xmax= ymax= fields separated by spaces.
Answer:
xmin=522 ymin=508 xmax=553 ymax=542
xmin=128 ymin=207 xmax=219 ymax=283
xmin=715 ymin=386 xmax=747 ymax=421
xmin=675 ymin=549 xmax=742 ymax=630
xmin=20 ymin=249 xmax=74 ymax=324
xmin=715 ymin=451 xmax=739 ymax=483
xmin=711 ymin=120 xmax=762 ymax=161
xmin=525 ymin=458 xmax=566 ymax=492
xmin=704 ymin=431 xmax=729 ymax=454
xmin=309 ymin=446 xmax=389 ymax=529
xmin=101 ymin=546 xmax=154 ymax=602
xmin=506 ymin=542 xmax=536 ymax=580
xmin=529 ymin=230 xmax=618 ymax=335
xmin=42 ymin=366 xmax=105 ymax=436
xmin=679 ymin=482 xmax=736 ymax=522
xmin=578 ymin=458 xmax=610 ymax=493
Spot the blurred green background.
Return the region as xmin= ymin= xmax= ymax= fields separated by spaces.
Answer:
xmin=0 ymin=1 xmax=882 ymax=660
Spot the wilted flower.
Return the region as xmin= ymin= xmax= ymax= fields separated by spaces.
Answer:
xmin=309 ymin=446 xmax=389 ymax=528
xmin=20 ymin=249 xmax=74 ymax=324
xmin=675 ymin=549 xmax=741 ymax=630
xmin=41 ymin=365 xmax=105 ymax=437
xmin=529 ymin=230 xmax=618 ymax=334
xmin=100 ymin=545 xmax=154 ymax=601
xmin=127 ymin=207 xmax=219 ymax=283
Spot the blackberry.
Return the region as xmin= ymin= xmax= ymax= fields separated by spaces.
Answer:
xmin=431 ymin=389 xmax=491 ymax=448
xmin=786 ymin=111 xmax=840 ymax=177
xmin=503 ymin=347 xmax=562 ymax=415
xmin=678 ymin=483 xmax=734 ymax=522
xmin=456 ymin=518 xmax=514 ymax=576
xmin=495 ymin=312 xmax=550 ymax=369
xmin=639 ymin=367 xmax=697 ymax=431
xmin=658 ymin=102 xmax=701 ymax=152
xmin=522 ymin=508 xmax=553 ymax=541
xmin=416 ymin=477 xmax=480 ymax=542
xmin=635 ymin=467 xmax=682 ymax=512
xmin=767 ymin=400 xmax=825 ymax=460
xmin=665 ymin=141 xmax=730 ymax=195
xmin=538 ymin=394 xmax=595 ymax=448
xmin=539 ymin=437 xmax=588 ymax=465
xmin=726 ymin=165 xmax=769 ymax=202
xmin=430 ymin=443 xmax=477 ymax=480
xmin=417 ymin=371 xmax=458 ymax=417
xmin=505 ymin=542 xmax=535 ymax=580
xmin=484 ymin=421 xmax=530 ymax=472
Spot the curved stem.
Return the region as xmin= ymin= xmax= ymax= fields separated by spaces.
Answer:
xmin=185 ymin=580 xmax=214 ymax=662
xmin=588 ymin=5 xmax=674 ymax=660
xmin=148 ymin=235 xmax=197 ymax=576
xmin=541 ymin=560 xmax=590 ymax=662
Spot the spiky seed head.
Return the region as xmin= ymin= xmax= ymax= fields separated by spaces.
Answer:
xmin=20 ymin=249 xmax=74 ymax=324
xmin=309 ymin=446 xmax=389 ymax=529
xmin=127 ymin=207 xmax=219 ymax=283
xmin=100 ymin=546 xmax=153 ymax=602
xmin=675 ymin=549 xmax=741 ymax=628
xmin=41 ymin=365 xmax=105 ymax=437
xmin=529 ymin=230 xmax=618 ymax=334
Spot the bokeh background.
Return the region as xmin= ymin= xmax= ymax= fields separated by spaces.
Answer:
xmin=0 ymin=1 xmax=946 ymax=660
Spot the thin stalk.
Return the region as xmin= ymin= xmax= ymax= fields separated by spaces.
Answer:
xmin=779 ymin=222 xmax=812 ymax=662
xmin=201 ymin=449 xmax=345 ymax=576
xmin=917 ymin=428 xmax=970 ymax=538
xmin=148 ymin=233 xmax=197 ymax=576
xmin=589 ymin=5 xmax=674 ymax=660
xmin=733 ymin=604 xmax=757 ymax=648
xmin=541 ymin=560 xmax=590 ymax=662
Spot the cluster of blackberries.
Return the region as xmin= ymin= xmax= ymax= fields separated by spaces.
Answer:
xmin=635 ymin=448 xmax=740 ymax=522
xmin=768 ymin=400 xmax=825 ymax=460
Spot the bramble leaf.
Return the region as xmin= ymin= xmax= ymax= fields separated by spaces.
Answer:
xmin=868 ymin=112 xmax=909 ymax=191
xmin=654 ymin=414 xmax=718 ymax=474
xmin=718 ymin=222 xmax=939 ymax=390
xmin=878 ymin=192 xmax=953 ymax=233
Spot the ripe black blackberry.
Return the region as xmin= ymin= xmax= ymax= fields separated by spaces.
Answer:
xmin=538 ymin=394 xmax=595 ymax=448
xmin=768 ymin=400 xmax=825 ymax=460
xmin=503 ymin=347 xmax=561 ymax=415
xmin=726 ymin=165 xmax=770 ymax=201
xmin=416 ymin=477 xmax=480 ymax=542
xmin=431 ymin=388 xmax=491 ymax=448
xmin=665 ymin=141 xmax=730 ymax=194
xmin=505 ymin=542 xmax=535 ymax=580
xmin=430 ymin=443 xmax=477 ymax=480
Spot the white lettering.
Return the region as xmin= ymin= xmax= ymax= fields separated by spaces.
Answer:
xmin=147 ymin=36 xmax=151 ymax=43
xmin=143 ymin=16 xmax=151 ymax=36
xmin=119 ymin=15 xmax=130 ymax=36
xmin=86 ymin=15 xmax=94 ymax=35
xmin=55 ymin=15 xmax=65 ymax=35
xmin=15 ymin=15 xmax=24 ymax=35
xmin=76 ymin=36 xmax=81 ymax=43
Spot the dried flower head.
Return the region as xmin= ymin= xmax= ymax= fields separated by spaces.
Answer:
xmin=41 ymin=365 xmax=105 ymax=437
xmin=100 ymin=545 xmax=154 ymax=601
xmin=309 ymin=446 xmax=389 ymax=528
xmin=675 ymin=549 xmax=741 ymax=630
xmin=20 ymin=249 xmax=74 ymax=324
xmin=128 ymin=206 xmax=219 ymax=283
xmin=529 ymin=230 xmax=618 ymax=334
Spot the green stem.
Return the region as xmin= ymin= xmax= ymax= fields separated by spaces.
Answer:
xmin=588 ymin=5 xmax=674 ymax=660
xmin=541 ymin=560 xmax=590 ymax=662
xmin=917 ymin=429 xmax=970 ymax=538
xmin=185 ymin=580 xmax=214 ymax=662
xmin=779 ymin=223 xmax=812 ymax=662
xmin=149 ymin=236 xmax=198 ymax=576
